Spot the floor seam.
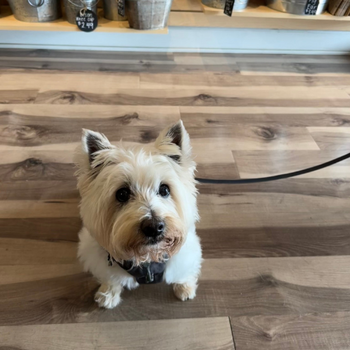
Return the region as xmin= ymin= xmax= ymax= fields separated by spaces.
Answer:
xmin=228 ymin=317 xmax=237 ymax=350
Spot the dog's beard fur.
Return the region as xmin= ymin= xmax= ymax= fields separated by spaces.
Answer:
xmin=75 ymin=121 xmax=198 ymax=266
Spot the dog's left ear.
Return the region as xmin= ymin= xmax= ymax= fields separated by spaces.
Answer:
xmin=155 ymin=121 xmax=192 ymax=165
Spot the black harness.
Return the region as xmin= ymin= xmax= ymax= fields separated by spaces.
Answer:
xmin=107 ymin=253 xmax=166 ymax=284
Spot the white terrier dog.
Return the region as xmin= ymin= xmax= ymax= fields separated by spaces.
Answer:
xmin=75 ymin=121 xmax=202 ymax=309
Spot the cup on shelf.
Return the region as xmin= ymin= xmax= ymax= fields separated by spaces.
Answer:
xmin=125 ymin=0 xmax=173 ymax=30
xmin=64 ymin=0 xmax=98 ymax=24
xmin=103 ymin=0 xmax=127 ymax=21
xmin=8 ymin=0 xmax=61 ymax=22
xmin=266 ymin=0 xmax=329 ymax=15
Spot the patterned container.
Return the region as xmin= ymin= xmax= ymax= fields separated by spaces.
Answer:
xmin=8 ymin=0 xmax=61 ymax=22
xmin=125 ymin=0 xmax=173 ymax=30
xmin=103 ymin=0 xmax=127 ymax=21
xmin=64 ymin=0 xmax=97 ymax=24
xmin=267 ymin=0 xmax=328 ymax=14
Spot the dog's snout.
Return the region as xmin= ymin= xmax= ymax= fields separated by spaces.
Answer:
xmin=141 ymin=218 xmax=165 ymax=238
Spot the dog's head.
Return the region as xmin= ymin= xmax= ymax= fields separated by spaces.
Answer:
xmin=75 ymin=121 xmax=198 ymax=265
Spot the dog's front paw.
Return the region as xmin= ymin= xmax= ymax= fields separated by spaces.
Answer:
xmin=95 ymin=284 xmax=122 ymax=309
xmin=173 ymin=282 xmax=197 ymax=301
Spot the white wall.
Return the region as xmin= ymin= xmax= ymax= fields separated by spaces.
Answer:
xmin=1 ymin=27 xmax=350 ymax=54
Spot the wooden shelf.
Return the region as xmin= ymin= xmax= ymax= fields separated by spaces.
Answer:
xmin=1 ymin=0 xmax=350 ymax=32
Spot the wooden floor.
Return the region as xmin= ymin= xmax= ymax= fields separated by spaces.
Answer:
xmin=1 ymin=50 xmax=350 ymax=350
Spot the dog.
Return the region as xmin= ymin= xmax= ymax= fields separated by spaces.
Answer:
xmin=75 ymin=121 xmax=202 ymax=309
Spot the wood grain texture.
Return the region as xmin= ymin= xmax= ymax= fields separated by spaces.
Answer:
xmin=1 ymin=50 xmax=350 ymax=350
xmin=141 ymin=72 xmax=350 ymax=89
xmin=32 ymin=88 xmax=350 ymax=108
xmin=2 ymin=269 xmax=350 ymax=326
xmin=0 ymin=317 xmax=234 ymax=350
xmin=231 ymin=150 xmax=350 ymax=178
xmin=0 ymin=89 xmax=37 ymax=104
xmin=237 ymin=61 xmax=350 ymax=75
xmin=201 ymin=256 xmax=350 ymax=288
xmin=180 ymin=106 xmax=350 ymax=127
xmin=307 ymin=126 xmax=350 ymax=151
xmin=0 ymin=73 xmax=140 ymax=92
xmin=230 ymin=312 xmax=350 ymax=350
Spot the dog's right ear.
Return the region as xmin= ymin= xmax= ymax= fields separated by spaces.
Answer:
xmin=75 ymin=129 xmax=114 ymax=173
xmin=82 ymin=129 xmax=113 ymax=165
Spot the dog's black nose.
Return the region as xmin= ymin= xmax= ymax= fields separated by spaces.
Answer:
xmin=141 ymin=218 xmax=165 ymax=238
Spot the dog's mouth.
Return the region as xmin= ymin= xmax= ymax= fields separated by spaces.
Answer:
xmin=146 ymin=234 xmax=165 ymax=245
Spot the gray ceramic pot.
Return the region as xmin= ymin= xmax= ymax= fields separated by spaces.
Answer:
xmin=267 ymin=0 xmax=328 ymax=14
xmin=126 ymin=0 xmax=173 ymax=30
xmin=64 ymin=0 xmax=97 ymax=24
xmin=8 ymin=0 xmax=61 ymax=22
xmin=103 ymin=0 xmax=127 ymax=21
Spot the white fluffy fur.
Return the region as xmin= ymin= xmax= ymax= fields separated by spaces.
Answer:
xmin=75 ymin=121 xmax=202 ymax=308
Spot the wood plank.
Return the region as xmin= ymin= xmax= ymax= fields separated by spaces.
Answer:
xmin=237 ymin=61 xmax=350 ymax=75
xmin=2 ymin=209 xmax=350 ymax=261
xmin=0 ymin=217 xmax=80 ymax=241
xmin=200 ymin=257 xmax=350 ymax=288
xmin=173 ymin=53 xmax=350 ymax=67
xmin=0 ymin=159 xmax=75 ymax=181
xmin=0 ymin=104 xmax=180 ymax=121
xmin=0 ymin=264 xmax=82 ymax=285
xmin=0 ymin=49 xmax=175 ymax=61
xmin=32 ymin=87 xmax=350 ymax=107
xmin=196 ymin=162 xmax=239 ymax=180
xmin=4 ymin=255 xmax=350 ymax=291
xmin=2 ymin=269 xmax=350 ymax=326
xmin=190 ymin=126 xmax=319 ymax=151
xmin=199 ymin=177 xmax=350 ymax=198
xmin=0 ymin=89 xmax=37 ymax=103
xmin=0 ymin=57 xmax=235 ymax=73
xmin=198 ymin=207 xmax=350 ymax=230
xmin=0 ymin=317 xmax=234 ymax=350
xmin=230 ymin=312 xmax=350 ymax=350
xmin=0 ymin=237 xmax=77 ymax=265
xmin=0 ymin=150 xmax=74 ymax=164
xmin=0 ymin=106 xmax=180 ymax=147
xmin=199 ymin=224 xmax=350 ymax=259
xmin=232 ymin=150 xmax=350 ymax=178
xmin=0 ymin=108 xmax=319 ymax=150
xmin=0 ymin=73 xmax=140 ymax=92
xmin=141 ymin=72 xmax=350 ymax=89
xmin=180 ymin=106 xmax=350 ymax=127
xmin=308 ymin=126 xmax=350 ymax=151
xmin=0 ymin=200 xmax=79 ymax=218
xmin=198 ymin=190 xmax=349 ymax=215
xmin=215 ymin=54 xmax=350 ymax=64
xmin=0 ymin=181 xmax=78 ymax=200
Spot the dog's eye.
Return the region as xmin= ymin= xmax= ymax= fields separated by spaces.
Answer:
xmin=116 ymin=187 xmax=131 ymax=203
xmin=159 ymin=184 xmax=170 ymax=198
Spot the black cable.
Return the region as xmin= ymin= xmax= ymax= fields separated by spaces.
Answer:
xmin=195 ymin=151 xmax=350 ymax=184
